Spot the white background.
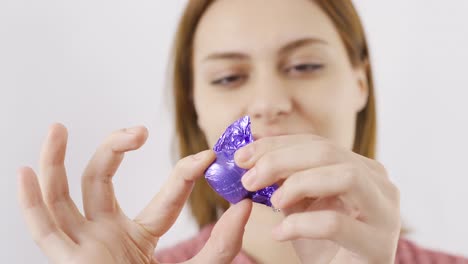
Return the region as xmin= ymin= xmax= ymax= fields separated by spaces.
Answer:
xmin=1 ymin=0 xmax=467 ymax=262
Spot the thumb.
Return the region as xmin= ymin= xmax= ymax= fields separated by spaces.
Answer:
xmin=134 ymin=150 xmax=216 ymax=238
xmin=189 ymin=199 xmax=253 ymax=264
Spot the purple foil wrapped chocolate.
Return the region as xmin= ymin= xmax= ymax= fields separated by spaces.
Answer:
xmin=204 ymin=116 xmax=278 ymax=207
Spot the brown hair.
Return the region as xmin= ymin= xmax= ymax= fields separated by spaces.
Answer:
xmin=170 ymin=0 xmax=377 ymax=228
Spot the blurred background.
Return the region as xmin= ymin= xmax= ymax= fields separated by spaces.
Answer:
xmin=1 ymin=0 xmax=467 ymax=262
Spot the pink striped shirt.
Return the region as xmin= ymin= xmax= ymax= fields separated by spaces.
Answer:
xmin=155 ymin=224 xmax=468 ymax=263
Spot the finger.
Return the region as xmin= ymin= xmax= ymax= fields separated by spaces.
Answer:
xmin=349 ymin=153 xmax=400 ymax=209
xmin=272 ymin=164 xmax=396 ymax=225
xmin=272 ymin=210 xmax=388 ymax=261
xmin=189 ymin=199 xmax=253 ymax=264
xmin=18 ymin=167 xmax=77 ymax=263
xmin=38 ymin=123 xmax=86 ymax=237
xmin=352 ymin=153 xmax=395 ymax=190
xmin=240 ymin=142 xmax=341 ymax=192
xmin=234 ymin=134 xmax=317 ymax=168
xmin=81 ymin=126 xmax=148 ymax=220
xmin=134 ymin=150 xmax=216 ymax=238
xmin=271 ymin=164 xmax=376 ymax=208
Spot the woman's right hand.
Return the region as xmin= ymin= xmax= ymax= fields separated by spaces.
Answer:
xmin=18 ymin=123 xmax=252 ymax=264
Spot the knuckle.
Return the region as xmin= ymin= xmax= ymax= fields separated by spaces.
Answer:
xmin=341 ymin=165 xmax=360 ymax=190
xmin=387 ymin=181 xmax=401 ymax=203
xmin=172 ymin=153 xmax=206 ymax=181
xmin=210 ymin=238 xmax=233 ymax=260
xmin=44 ymin=155 xmax=65 ymax=167
xmin=43 ymin=190 xmax=69 ymax=206
xmin=374 ymin=161 xmax=388 ymax=177
xmin=374 ymin=160 xmax=386 ymax=171
xmin=174 ymin=155 xmax=193 ymax=173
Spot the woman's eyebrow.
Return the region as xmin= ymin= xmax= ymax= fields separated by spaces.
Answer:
xmin=201 ymin=37 xmax=328 ymax=63
xmin=202 ymin=52 xmax=250 ymax=62
xmin=279 ymin=37 xmax=328 ymax=55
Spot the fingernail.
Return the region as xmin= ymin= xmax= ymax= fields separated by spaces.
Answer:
xmin=193 ymin=150 xmax=210 ymax=160
xmin=125 ymin=126 xmax=141 ymax=134
xmin=242 ymin=167 xmax=257 ymax=188
xmin=236 ymin=145 xmax=254 ymax=163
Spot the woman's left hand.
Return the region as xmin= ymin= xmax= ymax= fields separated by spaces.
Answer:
xmin=235 ymin=134 xmax=401 ymax=264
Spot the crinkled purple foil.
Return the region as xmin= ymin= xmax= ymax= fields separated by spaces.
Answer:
xmin=205 ymin=116 xmax=278 ymax=206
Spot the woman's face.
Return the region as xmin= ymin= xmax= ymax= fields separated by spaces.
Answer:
xmin=192 ymin=0 xmax=368 ymax=149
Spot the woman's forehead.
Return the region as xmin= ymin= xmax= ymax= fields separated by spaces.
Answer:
xmin=193 ymin=0 xmax=341 ymax=61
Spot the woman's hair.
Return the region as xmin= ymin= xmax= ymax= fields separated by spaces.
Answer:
xmin=169 ymin=0 xmax=377 ymax=228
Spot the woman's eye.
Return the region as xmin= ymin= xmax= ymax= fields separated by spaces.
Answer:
xmin=211 ymin=75 xmax=246 ymax=86
xmin=287 ymin=63 xmax=324 ymax=74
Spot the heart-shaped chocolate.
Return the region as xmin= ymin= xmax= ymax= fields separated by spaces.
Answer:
xmin=204 ymin=116 xmax=278 ymax=207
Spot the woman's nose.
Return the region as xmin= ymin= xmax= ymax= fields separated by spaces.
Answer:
xmin=247 ymin=76 xmax=293 ymax=123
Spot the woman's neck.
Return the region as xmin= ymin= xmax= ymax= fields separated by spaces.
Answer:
xmin=241 ymin=203 xmax=350 ymax=264
xmin=241 ymin=203 xmax=302 ymax=264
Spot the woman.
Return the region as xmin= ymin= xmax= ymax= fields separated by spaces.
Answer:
xmin=17 ymin=0 xmax=468 ymax=263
